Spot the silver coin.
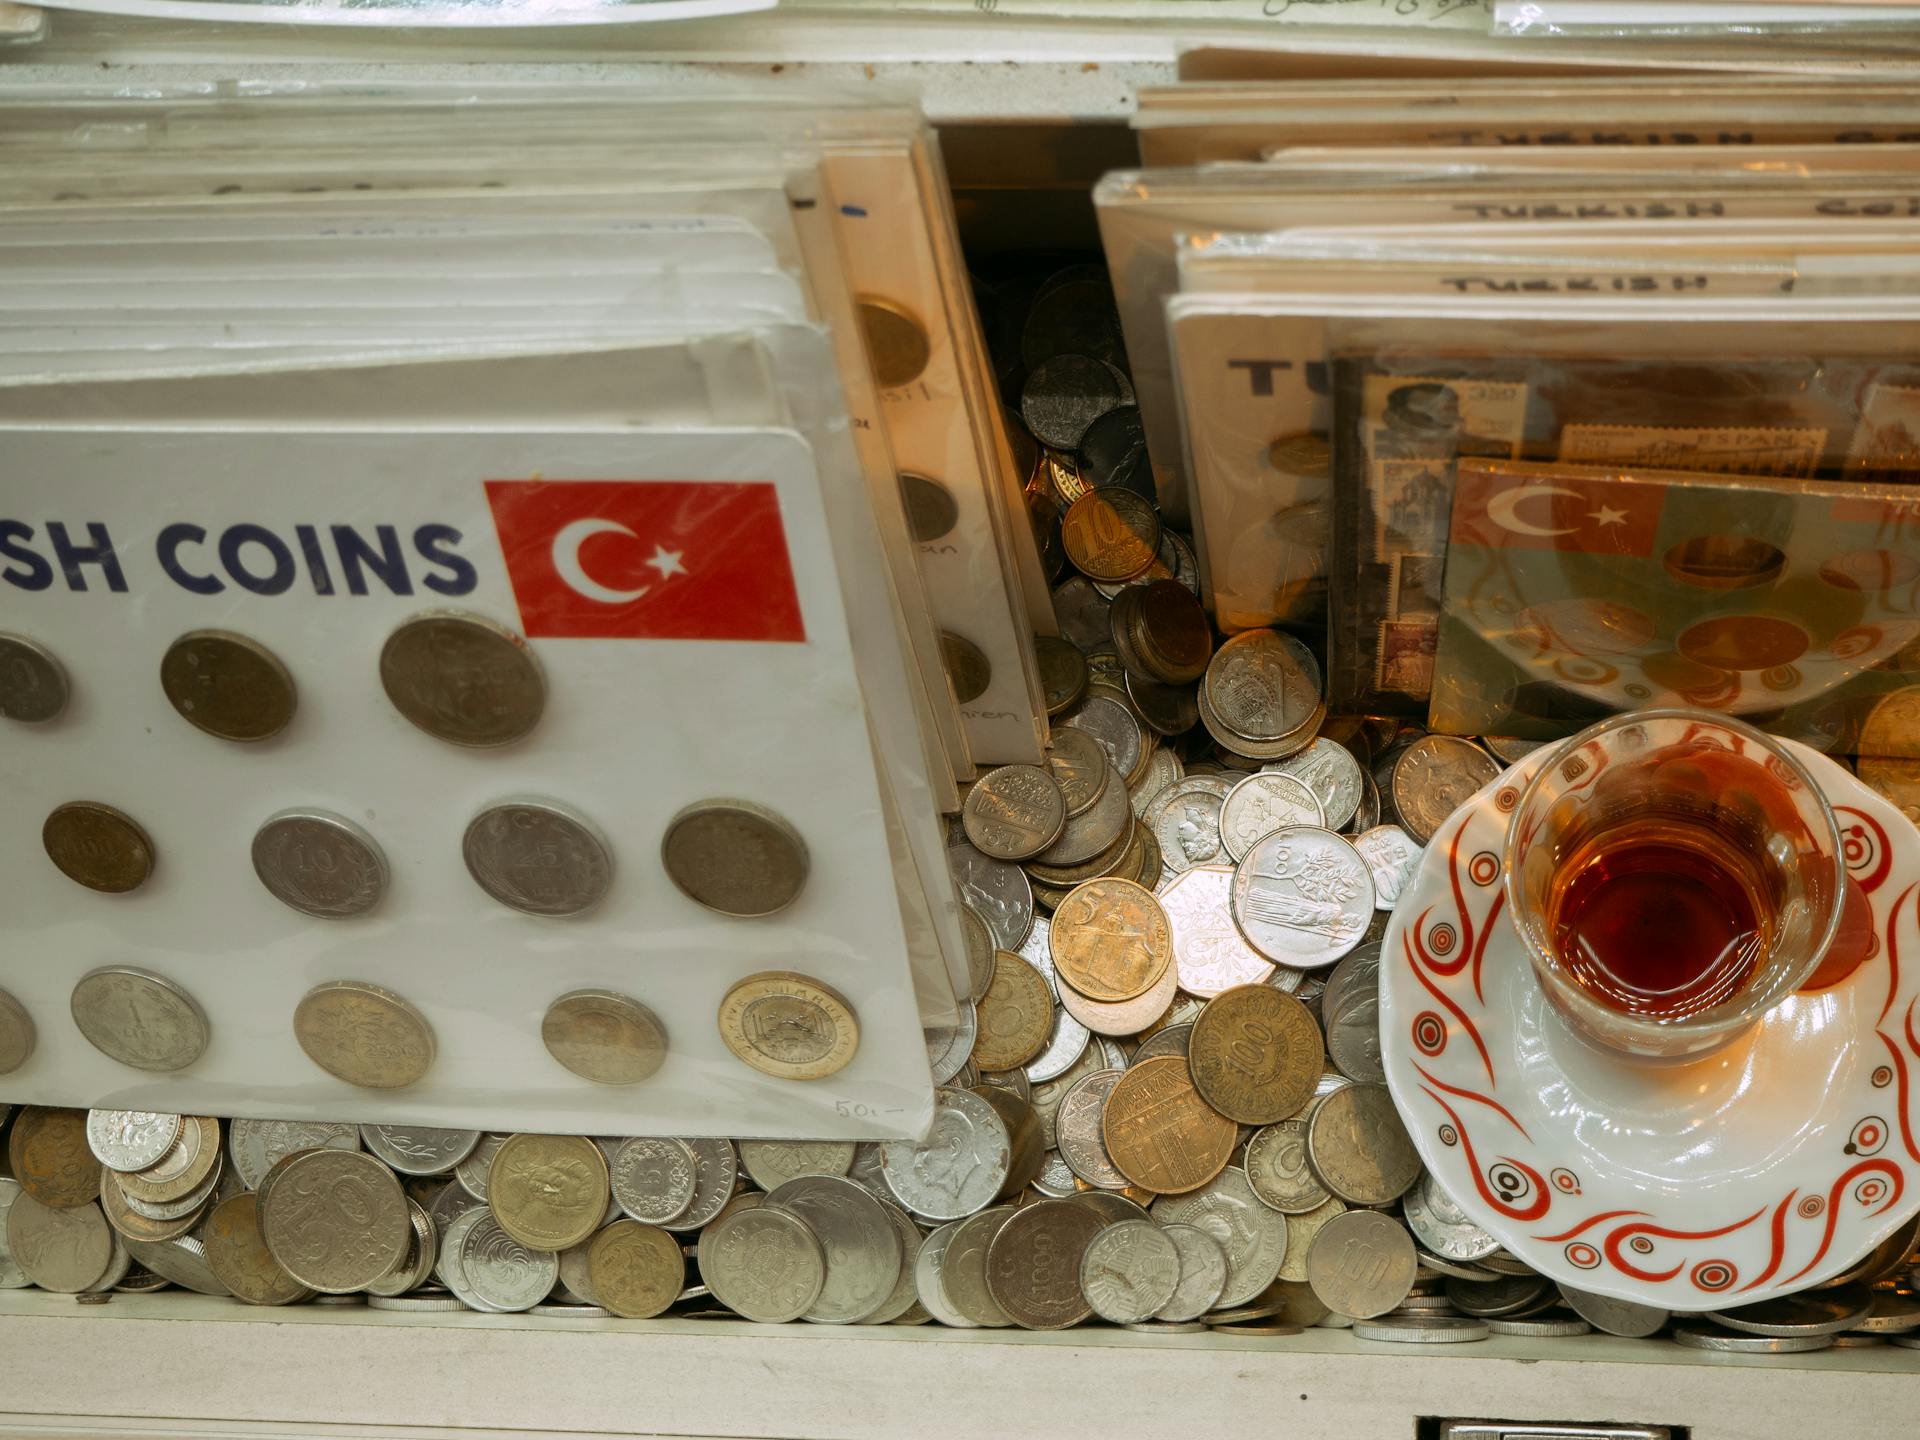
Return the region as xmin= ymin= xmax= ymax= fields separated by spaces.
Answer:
xmin=1060 ymin=695 xmax=1144 ymax=787
xmin=1344 ymin=771 xmax=1381 ymax=837
xmin=121 ymin=1235 xmax=229 ymax=1296
xmin=1144 ymin=775 xmax=1235 ymax=874
xmin=879 ymin=1087 xmax=1012 ymax=1221
xmin=663 ymin=1139 xmax=739 ymax=1234
xmin=960 ymin=905 xmax=998 ymax=1003
xmin=1053 ymin=577 xmax=1115 ymax=653
xmin=1390 ymin=737 xmax=1501 ymax=847
xmin=1403 ymin=1171 xmax=1500 ymax=1264
xmin=925 ymin=1005 xmax=979 ymax=1086
xmin=361 ymin=1126 xmax=481 ymax=1177
xmin=459 ymin=1214 xmax=557 ymax=1313
xmin=1305 ymin=1209 xmax=1416 ymax=1319
xmin=1554 ymin=1282 xmax=1670 ymax=1337
xmin=1850 ymin=1290 xmax=1920 ymax=1333
xmin=462 ymin=800 xmax=612 ymax=917
xmin=83 ymin=1232 xmax=132 ymax=1295
xmin=1673 ymin=1324 xmax=1834 ymax=1353
xmin=913 ymin=1220 xmax=975 ymax=1328
xmin=963 ymin=764 xmax=1068 ymax=862
xmin=1150 ymin=1167 xmax=1289 ymax=1309
xmin=1204 ymin=631 xmax=1322 ymax=744
xmin=439 ymin=1207 xmax=504 ymax=1312
xmin=699 ymin=1205 xmax=828 ymax=1323
xmin=1024 ymin=968 xmax=1092 ymax=1085
xmin=1131 ymin=746 xmax=1186 ymax=819
xmin=1305 ymin=1083 xmax=1420 ymax=1206
xmin=529 ymin=1303 xmax=609 ymax=1318
xmin=1447 ymin=1274 xmax=1557 ymax=1318
xmin=251 ymin=809 xmax=389 ymax=919
xmin=764 ymin=1174 xmax=902 ymax=1325
xmin=1056 ymin=1068 xmax=1131 ymax=1191
xmin=368 ymin=1295 xmax=466 ymax=1311
xmin=0 ymin=633 xmax=69 ymax=723
xmin=0 ymin=1179 xmax=32 ymax=1289
xmin=1352 ymin=1314 xmax=1490 ymax=1344
xmin=1219 ymin=773 xmax=1324 ymax=863
xmin=1032 ymin=760 xmax=1132 ymax=866
xmin=1154 ymin=1222 xmax=1230 ymax=1322
xmin=940 ymin=1205 xmax=1018 ymax=1327
xmin=86 ymin=1110 xmax=182 ymax=1174
xmin=606 ymin=1138 xmax=699 ymax=1225
xmin=452 ymin=1133 xmax=510 ymax=1201
xmin=1131 ymin=1023 xmax=1192 ymax=1062
xmin=1321 ymin=946 xmax=1385 ymax=1084
xmin=1273 ymin=740 xmax=1366 ymax=833
xmin=1707 ymin=1285 xmax=1873 ymax=1337
xmin=1080 ymin=1219 xmax=1182 ymax=1324
xmin=0 ymin=995 xmax=31 ymax=1077
xmin=228 ymin=1120 xmax=360 ymax=1191
xmin=364 ymin=1201 xmax=437 ymax=1298
xmin=1031 ymin=1150 xmax=1078 ymax=1198
xmin=1230 ymin=827 xmax=1374 ymax=969
xmin=1243 ymin=1120 xmax=1330 ymax=1215
xmin=1351 ymin=826 xmax=1424 ymax=912
xmin=946 ymin=841 xmax=1034 ymax=952
xmin=1487 ymin=1314 xmax=1592 ymax=1337
xmin=69 ymin=966 xmax=209 ymax=1072
xmin=6 ymin=1191 xmax=113 ymax=1292
xmin=1030 ymin=1041 xmax=1107 ymax=1150
xmin=738 ymin=1140 xmax=852 ymax=1196
xmin=858 ymin=1199 xmax=925 ymax=1326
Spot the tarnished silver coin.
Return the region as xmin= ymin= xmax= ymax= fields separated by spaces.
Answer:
xmin=1345 ymin=770 xmax=1381 ymax=837
xmin=1155 ymin=1221 xmax=1230 ymax=1321
xmin=925 ymin=1004 xmax=978 ymax=1087
xmin=1851 ymin=1290 xmax=1920 ymax=1334
xmin=379 ymin=611 xmax=545 ymax=748
xmin=1045 ymin=728 xmax=1110 ymax=820
xmin=1131 ymin=746 xmax=1185 ymax=820
xmin=251 ymin=810 xmax=389 ymax=919
xmin=1243 ymin=1119 xmax=1330 ymax=1215
xmin=541 ymin=990 xmax=668 ymax=1086
xmin=1305 ymin=1209 xmax=1417 ymax=1320
xmin=1305 ymin=1082 xmax=1420 ymax=1205
xmin=1032 ymin=761 xmax=1132 ymax=867
xmin=1204 ymin=630 xmax=1322 ymax=744
xmin=1554 ymin=1283 xmax=1670 ymax=1337
xmin=1403 ymin=1171 xmax=1500 ymax=1264
xmin=913 ymin=1220 xmax=975 ymax=1328
xmin=946 ymin=841 xmax=1034 ymax=952
xmin=1060 ymin=694 xmax=1144 ymax=787
xmin=1219 ymin=772 xmax=1324 ymax=863
xmin=963 ymin=765 xmax=1068 ymax=862
xmin=1053 ymin=577 xmax=1114 ymax=653
xmin=859 ymin=1199 xmax=925 ymax=1326
xmin=0 ymin=989 xmax=32 ymax=1075
xmin=1018 ymin=916 xmax=1093 ymax=1085
xmin=85 ymin=1111 xmax=181 ymax=1174
xmin=1707 ymin=1286 xmax=1873 ymax=1337
xmin=739 ymin=1140 xmax=853 ymax=1195
xmin=1132 ymin=1022 xmax=1192 ymax=1062
xmin=960 ymin=906 xmax=997 ymax=1004
xmin=1488 ymin=1314 xmax=1591 ymax=1337
xmin=879 ymin=1087 xmax=1011 ymax=1221
xmin=1078 ymin=1219 xmax=1181 ymax=1324
xmin=1144 ymin=775 xmax=1234 ymax=874
xmin=0 ymin=633 xmax=68 ymax=723
xmin=6 ymin=1191 xmax=113 ymax=1292
xmin=1273 ymin=740 xmax=1366 ymax=833
xmin=463 ymin=800 xmax=612 ymax=917
xmin=360 ymin=1126 xmax=481 ymax=1177
xmin=160 ymin=629 xmax=297 ymax=743
xmin=1230 ymin=827 xmax=1374 ymax=969
xmin=1352 ymin=1314 xmax=1490 ymax=1344
xmin=700 ymin=1205 xmax=827 ymax=1323
xmin=764 ymin=1174 xmax=902 ymax=1325
xmin=259 ymin=1149 xmax=410 ymax=1294
xmin=460 ymin=1213 xmax=558 ymax=1313
xmin=120 ymin=1235 xmax=228 ymax=1296
xmin=1389 ymin=737 xmax=1501 ymax=847
xmin=1150 ymin=1167 xmax=1289 ymax=1309
xmin=607 ymin=1138 xmax=698 ymax=1225
xmin=1321 ymin=945 xmax=1385 ymax=1084
xmin=1351 ymin=826 xmax=1424 ymax=912
xmin=663 ymin=1139 xmax=739 ymax=1234
xmin=1055 ymin=1068 xmax=1131 ymax=1191
xmin=940 ymin=1205 xmax=1017 ymax=1327
xmin=661 ymin=798 xmax=810 ymax=918
xmin=1673 ymin=1324 xmax=1833 ymax=1354
xmin=0 ymin=1179 xmax=32 ymax=1289
xmin=228 ymin=1120 xmax=360 ymax=1191
xmin=70 ymin=966 xmax=209 ymax=1072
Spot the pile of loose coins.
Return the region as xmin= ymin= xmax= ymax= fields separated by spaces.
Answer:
xmin=0 ymin=616 xmax=849 ymax=1090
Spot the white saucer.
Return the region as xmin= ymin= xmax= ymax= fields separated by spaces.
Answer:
xmin=1381 ymin=740 xmax=1920 ymax=1310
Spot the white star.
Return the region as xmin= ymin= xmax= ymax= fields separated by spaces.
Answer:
xmin=646 ymin=546 xmax=687 ymax=580
xmin=1589 ymin=506 xmax=1629 ymax=528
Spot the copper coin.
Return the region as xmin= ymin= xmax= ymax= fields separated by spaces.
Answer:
xmin=1189 ymin=986 xmax=1322 ymax=1126
xmin=42 ymin=801 xmax=153 ymax=893
xmin=1048 ymin=876 xmax=1173 ymax=1004
xmin=1101 ymin=1055 xmax=1236 ymax=1196
xmin=9 ymin=1107 xmax=102 ymax=1210
xmin=857 ymin=296 xmax=931 ymax=389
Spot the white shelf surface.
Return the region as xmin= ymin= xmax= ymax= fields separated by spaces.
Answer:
xmin=0 ymin=1290 xmax=1913 ymax=1440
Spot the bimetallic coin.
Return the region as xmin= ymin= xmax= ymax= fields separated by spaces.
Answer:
xmin=1219 ymin=773 xmax=1324 ymax=863
xmin=972 ymin=952 xmax=1054 ymax=1072
xmin=293 ymin=980 xmax=435 ymax=1090
xmin=700 ymin=1205 xmax=826 ymax=1322
xmin=85 ymin=1111 xmax=181 ymax=1174
xmin=661 ymin=798 xmax=810 ymax=918
xmin=1035 ymin=635 xmax=1089 ymax=718
xmin=541 ymin=990 xmax=669 ymax=1085
xmin=764 ymin=1174 xmax=902 ymax=1325
xmin=200 ymin=1193 xmax=310 ymax=1306
xmin=737 ymin=1140 xmax=851 ymax=1196
xmin=1045 ymin=728 xmax=1110 ymax=819
xmin=228 ymin=1120 xmax=360 ymax=1191
xmin=5 ymin=1191 xmax=113 ymax=1292
xmin=1158 ymin=866 xmax=1277 ymax=998
xmin=1305 ymin=1082 xmax=1420 ymax=1206
xmin=360 ymin=1126 xmax=481 ymax=1178
xmin=489 ymin=1134 xmax=609 ymax=1252
xmin=963 ymin=765 xmax=1067 ymax=862
xmin=1155 ymin=1222 xmax=1230 ymax=1322
xmin=585 ymin=1219 xmax=681 ymax=1319
xmin=379 ymin=611 xmax=544 ymax=748
xmin=985 ymin=1197 xmax=1105 ymax=1330
xmin=857 ymin=296 xmax=931 ymax=389
xmin=1103 ymin=1055 xmax=1235 ymax=1196
xmin=250 ymin=810 xmax=388 ymax=919
xmin=1305 ymin=1209 xmax=1416 ymax=1320
xmin=462 ymin=1213 xmax=560 ymax=1313
xmin=1243 ymin=1120 xmax=1329 ymax=1215
xmin=70 ymin=967 xmax=208 ymax=1072
xmin=1390 ymin=737 xmax=1501 ymax=847
xmin=1049 ymin=877 xmax=1172 ymax=1004
xmin=160 ymin=629 xmax=296 ymax=742
xmin=1189 ymin=985 xmax=1321 ymax=1125
xmin=879 ymin=1088 xmax=1011 ymax=1221
xmin=0 ymin=988 xmax=33 ymax=1075
xmin=947 ymin=842 xmax=1034 ymax=953
xmin=716 ymin=971 xmax=859 ymax=1082
xmin=42 ymin=801 xmax=154 ymax=893
xmin=464 ymin=800 xmax=612 ymax=918
xmin=0 ymin=633 xmax=68 ymax=723
xmin=1080 ymin=1219 xmax=1182 ymax=1324
xmin=1230 ymin=827 xmax=1374 ymax=969
xmin=1150 ymin=1168 xmax=1289 ymax=1309
xmin=1351 ymin=826 xmax=1423 ymax=912
xmin=258 ymin=1149 xmax=410 ymax=1294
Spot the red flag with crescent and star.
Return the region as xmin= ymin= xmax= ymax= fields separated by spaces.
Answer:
xmin=484 ymin=478 xmax=806 ymax=642
xmin=1449 ymin=465 xmax=1665 ymax=556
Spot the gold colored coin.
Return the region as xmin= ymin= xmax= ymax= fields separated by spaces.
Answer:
xmin=1188 ymin=985 xmax=1322 ymax=1126
xmin=717 ymin=971 xmax=859 ymax=1082
xmin=1049 ymin=876 xmax=1173 ymax=1003
xmin=9 ymin=1107 xmax=102 ymax=1210
xmin=42 ymin=801 xmax=154 ymax=894
xmin=857 ymin=296 xmax=932 ymax=389
xmin=587 ymin=1218 xmax=685 ymax=1319
xmin=1858 ymin=754 xmax=1920 ymax=824
xmin=541 ymin=989 xmax=669 ymax=1086
xmin=292 ymin=980 xmax=435 ymax=1090
xmin=489 ymin=1134 xmax=610 ymax=1251
xmin=1061 ymin=489 xmax=1161 ymax=584
xmin=1101 ymin=1055 xmax=1236 ymax=1196
xmin=201 ymin=1192 xmax=312 ymax=1306
xmin=972 ymin=951 xmax=1054 ymax=1072
xmin=159 ymin=629 xmax=297 ymax=742
xmin=378 ymin=610 xmax=545 ymax=749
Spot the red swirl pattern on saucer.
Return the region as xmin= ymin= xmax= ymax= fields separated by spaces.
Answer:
xmin=1381 ymin=739 xmax=1920 ymax=1309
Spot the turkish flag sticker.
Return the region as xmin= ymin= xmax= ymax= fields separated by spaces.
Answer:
xmin=1450 ymin=465 xmax=1664 ymax=557
xmin=484 ymin=479 xmax=807 ymax=642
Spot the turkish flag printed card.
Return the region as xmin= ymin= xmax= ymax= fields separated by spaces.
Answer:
xmin=1430 ymin=458 xmax=1920 ymax=757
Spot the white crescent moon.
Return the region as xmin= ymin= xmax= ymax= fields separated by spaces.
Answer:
xmin=552 ymin=518 xmax=650 ymax=604
xmin=1486 ymin=484 xmax=1582 ymax=538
